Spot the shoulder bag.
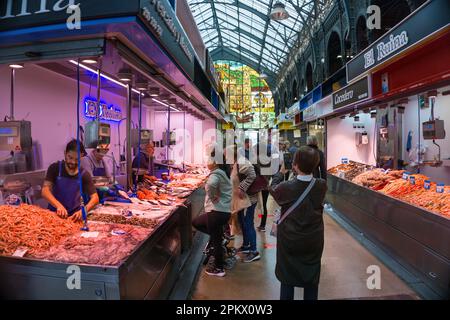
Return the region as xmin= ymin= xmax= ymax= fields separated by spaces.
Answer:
xmin=270 ymin=178 xmax=316 ymax=237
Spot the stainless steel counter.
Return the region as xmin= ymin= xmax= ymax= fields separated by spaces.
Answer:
xmin=327 ymin=174 xmax=450 ymax=299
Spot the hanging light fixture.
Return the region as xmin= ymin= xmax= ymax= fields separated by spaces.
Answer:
xmin=81 ymin=58 xmax=97 ymax=65
xmin=168 ymin=98 xmax=177 ymax=106
xmin=9 ymin=63 xmax=24 ymax=69
xmin=149 ymin=87 xmax=160 ymax=97
xmin=117 ymin=67 xmax=133 ymax=82
xmin=270 ymin=2 xmax=289 ymax=21
xmin=135 ymin=79 xmax=148 ymax=91
xmin=160 ymin=94 xmax=170 ymax=102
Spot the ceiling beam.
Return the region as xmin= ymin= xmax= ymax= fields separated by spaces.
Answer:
xmin=209 ymin=0 xmax=224 ymax=49
xmin=257 ymin=0 xmax=274 ymax=73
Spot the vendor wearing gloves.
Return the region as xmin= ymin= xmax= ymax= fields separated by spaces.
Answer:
xmin=42 ymin=139 xmax=99 ymax=222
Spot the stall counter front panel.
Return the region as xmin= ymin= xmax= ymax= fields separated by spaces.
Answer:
xmin=0 ymin=171 xmax=208 ymax=299
xmin=327 ymin=173 xmax=449 ymax=299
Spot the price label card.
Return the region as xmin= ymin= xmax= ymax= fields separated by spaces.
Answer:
xmin=81 ymin=232 xmax=99 ymax=238
xmin=13 ymin=247 xmax=28 ymax=257
xmin=402 ymin=172 xmax=410 ymax=180
xmin=341 ymin=158 xmax=349 ymax=164
xmin=424 ymin=180 xmax=431 ymax=190
xmin=409 ymin=176 xmax=416 ymax=185
xmin=111 ymin=229 xmax=127 ymax=236
xmin=436 ymin=184 xmax=444 ymax=193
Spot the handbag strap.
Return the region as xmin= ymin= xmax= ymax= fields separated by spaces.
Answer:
xmin=278 ymin=178 xmax=316 ymax=224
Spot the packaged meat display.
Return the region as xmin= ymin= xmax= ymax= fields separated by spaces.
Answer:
xmin=0 ymin=204 xmax=79 ymax=256
xmin=32 ymin=222 xmax=151 ymax=266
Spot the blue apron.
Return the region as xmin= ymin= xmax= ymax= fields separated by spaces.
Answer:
xmin=48 ymin=161 xmax=82 ymax=216
xmin=88 ymin=154 xmax=107 ymax=177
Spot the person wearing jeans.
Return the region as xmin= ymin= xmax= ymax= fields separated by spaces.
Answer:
xmin=237 ymin=202 xmax=257 ymax=254
xmin=233 ymin=144 xmax=260 ymax=263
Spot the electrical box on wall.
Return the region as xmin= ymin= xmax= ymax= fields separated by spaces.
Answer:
xmin=131 ymin=129 xmax=153 ymax=148
xmin=423 ymin=120 xmax=446 ymax=140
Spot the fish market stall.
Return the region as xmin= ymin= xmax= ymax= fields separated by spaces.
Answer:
xmin=0 ymin=181 xmax=205 ymax=300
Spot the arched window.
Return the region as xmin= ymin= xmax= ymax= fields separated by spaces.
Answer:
xmin=305 ymin=63 xmax=313 ymax=93
xmin=371 ymin=0 xmax=411 ymax=41
xmin=327 ymin=31 xmax=342 ymax=76
xmin=292 ymin=80 xmax=298 ymax=102
xmin=356 ymin=16 xmax=369 ymax=52
xmin=284 ymin=91 xmax=288 ymax=112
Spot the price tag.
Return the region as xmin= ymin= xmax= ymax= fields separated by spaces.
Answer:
xmin=402 ymin=172 xmax=410 ymax=180
xmin=424 ymin=180 xmax=431 ymax=190
xmin=341 ymin=158 xmax=349 ymax=164
xmin=81 ymin=231 xmax=99 ymax=238
xmin=13 ymin=247 xmax=28 ymax=257
xmin=409 ymin=176 xmax=416 ymax=185
xmin=111 ymin=229 xmax=127 ymax=236
xmin=436 ymin=184 xmax=444 ymax=193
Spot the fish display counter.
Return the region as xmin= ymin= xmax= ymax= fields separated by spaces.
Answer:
xmin=0 ymin=172 xmax=208 ymax=299
xmin=327 ymin=162 xmax=450 ymax=299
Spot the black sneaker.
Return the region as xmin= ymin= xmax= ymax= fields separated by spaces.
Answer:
xmin=237 ymin=246 xmax=251 ymax=253
xmin=205 ymin=266 xmax=226 ymax=277
xmin=224 ymin=233 xmax=235 ymax=240
xmin=257 ymin=226 xmax=266 ymax=232
xmin=244 ymin=251 xmax=261 ymax=263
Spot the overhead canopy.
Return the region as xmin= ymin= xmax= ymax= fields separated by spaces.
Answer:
xmin=188 ymin=0 xmax=333 ymax=87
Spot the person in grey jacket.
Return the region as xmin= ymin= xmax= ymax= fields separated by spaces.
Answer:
xmin=192 ymin=149 xmax=232 ymax=277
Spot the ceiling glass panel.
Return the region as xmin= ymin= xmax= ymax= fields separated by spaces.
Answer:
xmin=188 ymin=0 xmax=332 ymax=78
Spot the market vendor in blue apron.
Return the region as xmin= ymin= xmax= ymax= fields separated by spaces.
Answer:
xmin=80 ymin=147 xmax=111 ymax=179
xmin=132 ymin=141 xmax=155 ymax=183
xmin=42 ymin=139 xmax=99 ymax=222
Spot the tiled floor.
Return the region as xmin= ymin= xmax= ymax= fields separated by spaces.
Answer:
xmin=191 ymin=196 xmax=419 ymax=300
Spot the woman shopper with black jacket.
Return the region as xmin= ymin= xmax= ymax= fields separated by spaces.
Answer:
xmin=307 ymin=135 xmax=327 ymax=180
xmin=269 ymin=146 xmax=327 ymax=300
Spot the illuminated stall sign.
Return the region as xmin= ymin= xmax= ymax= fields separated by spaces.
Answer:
xmin=346 ymin=0 xmax=450 ymax=82
xmin=332 ymin=76 xmax=370 ymax=110
xmin=140 ymin=0 xmax=195 ymax=79
xmin=84 ymin=98 xmax=122 ymax=122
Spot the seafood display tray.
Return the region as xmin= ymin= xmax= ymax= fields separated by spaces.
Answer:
xmin=327 ymin=175 xmax=450 ymax=299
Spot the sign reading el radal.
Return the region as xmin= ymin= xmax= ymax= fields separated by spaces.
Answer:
xmin=333 ymin=76 xmax=370 ymax=110
xmin=140 ymin=0 xmax=195 ymax=80
xmin=346 ymin=0 xmax=450 ymax=82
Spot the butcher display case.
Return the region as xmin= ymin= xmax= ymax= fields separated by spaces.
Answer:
xmin=327 ymin=174 xmax=450 ymax=299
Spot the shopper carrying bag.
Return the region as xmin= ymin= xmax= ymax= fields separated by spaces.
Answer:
xmin=269 ymin=146 xmax=327 ymax=300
